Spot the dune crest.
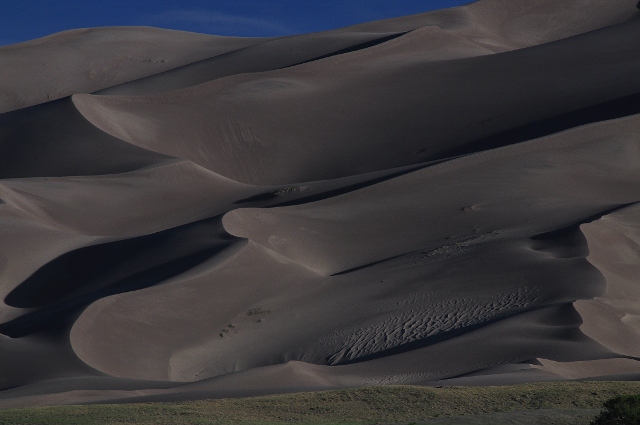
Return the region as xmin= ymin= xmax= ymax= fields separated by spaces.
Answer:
xmin=0 ymin=27 xmax=266 ymax=114
xmin=575 ymin=204 xmax=640 ymax=359
xmin=1 ymin=0 xmax=640 ymax=407
xmin=72 ymin=16 xmax=640 ymax=185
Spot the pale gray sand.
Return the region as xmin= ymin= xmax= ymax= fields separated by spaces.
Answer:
xmin=0 ymin=0 xmax=640 ymax=408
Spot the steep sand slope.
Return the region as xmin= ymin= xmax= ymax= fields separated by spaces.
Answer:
xmin=73 ymin=16 xmax=640 ymax=184
xmin=97 ymin=0 xmax=640 ymax=97
xmin=575 ymin=204 xmax=640 ymax=358
xmin=0 ymin=27 xmax=266 ymax=113
xmin=1 ymin=0 xmax=640 ymax=408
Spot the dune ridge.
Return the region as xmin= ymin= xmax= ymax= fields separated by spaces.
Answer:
xmin=1 ymin=0 xmax=640 ymax=408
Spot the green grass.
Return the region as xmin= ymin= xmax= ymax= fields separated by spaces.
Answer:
xmin=1 ymin=381 xmax=640 ymax=425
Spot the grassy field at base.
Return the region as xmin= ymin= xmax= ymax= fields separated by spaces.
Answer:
xmin=1 ymin=381 xmax=640 ymax=425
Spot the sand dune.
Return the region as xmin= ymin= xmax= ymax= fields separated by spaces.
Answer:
xmin=0 ymin=27 xmax=265 ymax=114
xmin=575 ymin=204 xmax=640 ymax=358
xmin=1 ymin=0 xmax=640 ymax=408
xmin=73 ymin=15 xmax=640 ymax=185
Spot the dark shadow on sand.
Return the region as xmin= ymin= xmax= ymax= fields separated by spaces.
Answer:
xmin=0 ymin=217 xmax=242 ymax=338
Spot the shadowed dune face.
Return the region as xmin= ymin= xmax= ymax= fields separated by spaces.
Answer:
xmin=0 ymin=217 xmax=243 ymax=338
xmin=0 ymin=98 xmax=171 ymax=179
xmin=0 ymin=27 xmax=266 ymax=114
xmin=223 ymin=116 xmax=640 ymax=275
xmin=96 ymin=32 xmax=411 ymax=96
xmin=1 ymin=0 xmax=640 ymax=408
xmin=72 ymin=17 xmax=640 ymax=185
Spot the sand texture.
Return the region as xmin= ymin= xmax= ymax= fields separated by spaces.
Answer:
xmin=1 ymin=0 xmax=640 ymax=408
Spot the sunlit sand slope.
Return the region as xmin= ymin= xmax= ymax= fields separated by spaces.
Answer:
xmin=1 ymin=0 xmax=640 ymax=408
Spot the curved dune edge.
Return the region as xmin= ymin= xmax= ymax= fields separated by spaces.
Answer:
xmin=0 ymin=97 xmax=176 ymax=180
xmin=70 ymin=16 xmax=640 ymax=185
xmin=2 ymin=0 xmax=640 ymax=409
xmin=0 ymin=160 xmax=256 ymax=237
xmin=222 ymin=112 xmax=640 ymax=276
xmin=81 ymin=0 xmax=640 ymax=99
xmin=575 ymin=203 xmax=640 ymax=358
xmin=0 ymin=28 xmax=267 ymax=114
xmin=533 ymin=358 xmax=640 ymax=380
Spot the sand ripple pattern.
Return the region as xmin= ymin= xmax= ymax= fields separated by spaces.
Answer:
xmin=1 ymin=0 xmax=640 ymax=407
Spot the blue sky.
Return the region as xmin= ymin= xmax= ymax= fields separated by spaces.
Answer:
xmin=0 ymin=0 xmax=474 ymax=47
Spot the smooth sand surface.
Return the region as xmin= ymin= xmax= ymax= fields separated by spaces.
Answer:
xmin=1 ymin=0 xmax=640 ymax=408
